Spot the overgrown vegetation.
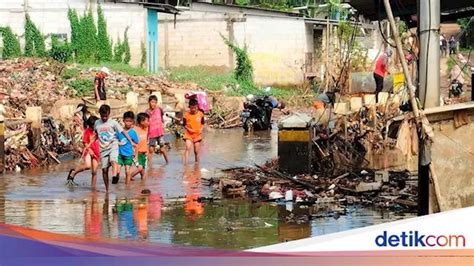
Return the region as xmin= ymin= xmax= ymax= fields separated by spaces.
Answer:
xmin=140 ymin=41 xmax=146 ymax=68
xmin=67 ymin=8 xmax=80 ymax=59
xmin=0 ymin=26 xmax=21 ymax=59
xmin=221 ymin=35 xmax=254 ymax=84
xmin=68 ymin=79 xmax=94 ymax=97
xmin=80 ymin=9 xmax=98 ymax=63
xmin=49 ymin=35 xmax=73 ymax=63
xmin=61 ymin=68 xmax=80 ymax=80
xmin=112 ymin=28 xmax=131 ymax=64
xmin=123 ymin=28 xmax=131 ymax=65
xmin=67 ymin=5 xmax=129 ymax=64
xmin=96 ymin=4 xmax=113 ymax=62
xmin=24 ymin=14 xmax=46 ymax=57
xmin=457 ymin=17 xmax=473 ymax=49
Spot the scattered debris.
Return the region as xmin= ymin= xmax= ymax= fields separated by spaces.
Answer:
xmin=211 ymin=160 xmax=417 ymax=213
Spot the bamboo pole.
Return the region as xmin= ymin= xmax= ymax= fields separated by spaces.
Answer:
xmin=382 ymin=0 xmax=420 ymax=119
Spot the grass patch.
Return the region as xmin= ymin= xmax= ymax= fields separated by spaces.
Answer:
xmin=447 ymin=57 xmax=457 ymax=73
xmin=168 ymin=66 xmax=236 ymax=91
xmin=68 ymin=78 xmax=94 ymax=97
xmin=61 ymin=68 xmax=81 ymax=80
xmin=168 ymin=66 xmax=297 ymax=100
xmin=78 ymin=62 xmax=149 ymax=76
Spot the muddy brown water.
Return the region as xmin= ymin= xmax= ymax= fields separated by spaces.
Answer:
xmin=0 ymin=129 xmax=414 ymax=250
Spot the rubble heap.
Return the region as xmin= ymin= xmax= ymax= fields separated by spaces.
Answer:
xmin=4 ymin=118 xmax=79 ymax=172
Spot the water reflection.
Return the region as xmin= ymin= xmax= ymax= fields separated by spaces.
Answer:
xmin=184 ymin=165 xmax=204 ymax=221
xmin=84 ymin=193 xmax=104 ymax=239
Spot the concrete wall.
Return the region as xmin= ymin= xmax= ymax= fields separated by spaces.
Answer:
xmin=431 ymin=117 xmax=474 ymax=211
xmin=0 ymin=0 xmax=146 ymax=66
xmin=158 ymin=3 xmax=313 ymax=86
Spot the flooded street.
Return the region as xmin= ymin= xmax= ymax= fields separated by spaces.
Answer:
xmin=0 ymin=129 xmax=414 ymax=250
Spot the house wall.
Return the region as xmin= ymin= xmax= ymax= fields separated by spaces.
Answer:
xmin=0 ymin=0 xmax=146 ymax=66
xmin=158 ymin=3 xmax=314 ymax=86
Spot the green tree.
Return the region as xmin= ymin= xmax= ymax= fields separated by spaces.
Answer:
xmin=77 ymin=9 xmax=98 ymax=63
xmin=24 ymin=14 xmax=46 ymax=57
xmin=123 ymin=27 xmax=131 ymax=64
xmin=458 ymin=17 xmax=473 ymax=49
xmin=0 ymin=26 xmax=21 ymax=59
xmin=140 ymin=40 xmax=146 ymax=68
xmin=96 ymin=4 xmax=112 ymax=62
xmin=67 ymin=8 xmax=80 ymax=58
xmin=113 ymin=36 xmax=124 ymax=63
xmin=49 ymin=35 xmax=73 ymax=63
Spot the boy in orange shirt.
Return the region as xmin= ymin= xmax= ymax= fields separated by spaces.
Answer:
xmin=183 ymin=99 xmax=205 ymax=165
xmin=132 ymin=112 xmax=150 ymax=180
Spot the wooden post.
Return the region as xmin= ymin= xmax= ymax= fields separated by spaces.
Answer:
xmin=26 ymin=106 xmax=42 ymax=152
xmin=325 ymin=16 xmax=330 ymax=92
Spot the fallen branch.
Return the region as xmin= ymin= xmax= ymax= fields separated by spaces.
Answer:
xmin=255 ymin=163 xmax=319 ymax=192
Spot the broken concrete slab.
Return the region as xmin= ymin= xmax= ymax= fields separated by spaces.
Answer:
xmin=355 ymin=181 xmax=382 ymax=192
xmin=375 ymin=170 xmax=390 ymax=183
xmin=363 ymin=94 xmax=376 ymax=106
xmin=334 ymin=102 xmax=348 ymax=115
xmin=278 ymin=112 xmax=312 ymax=129
xmin=350 ymin=97 xmax=363 ymax=111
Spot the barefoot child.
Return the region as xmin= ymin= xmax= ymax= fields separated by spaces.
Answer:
xmin=117 ymin=111 xmax=139 ymax=184
xmin=67 ymin=116 xmax=100 ymax=188
xmin=183 ymin=98 xmax=205 ymax=165
xmin=95 ymin=104 xmax=135 ymax=191
xmin=132 ymin=112 xmax=150 ymax=180
xmin=146 ymin=95 xmax=169 ymax=165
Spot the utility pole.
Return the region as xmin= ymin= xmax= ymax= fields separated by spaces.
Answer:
xmin=383 ymin=0 xmax=431 ymax=216
xmin=418 ymin=0 xmax=440 ymax=108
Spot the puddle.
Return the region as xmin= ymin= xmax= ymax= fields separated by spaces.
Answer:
xmin=0 ymin=129 xmax=415 ymax=250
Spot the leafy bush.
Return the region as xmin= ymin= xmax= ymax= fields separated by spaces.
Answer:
xmin=49 ymin=35 xmax=73 ymax=63
xmin=61 ymin=68 xmax=80 ymax=80
xmin=113 ymin=37 xmax=124 ymax=63
xmin=0 ymin=26 xmax=21 ymax=59
xmin=68 ymin=79 xmax=94 ymax=97
xmin=457 ymin=18 xmax=473 ymax=49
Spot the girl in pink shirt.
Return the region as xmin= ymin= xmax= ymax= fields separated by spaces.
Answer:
xmin=146 ymin=95 xmax=169 ymax=165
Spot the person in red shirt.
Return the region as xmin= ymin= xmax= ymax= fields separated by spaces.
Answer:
xmin=373 ymin=48 xmax=392 ymax=103
xmin=67 ymin=116 xmax=100 ymax=189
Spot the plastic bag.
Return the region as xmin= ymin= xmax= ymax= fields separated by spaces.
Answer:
xmin=185 ymin=91 xmax=209 ymax=114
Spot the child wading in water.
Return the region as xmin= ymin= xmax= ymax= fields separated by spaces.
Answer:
xmin=183 ymin=98 xmax=205 ymax=165
xmin=117 ymin=111 xmax=139 ymax=184
xmin=146 ymin=95 xmax=169 ymax=165
xmin=95 ymin=105 xmax=135 ymax=191
xmin=67 ymin=116 xmax=100 ymax=188
xmin=132 ymin=112 xmax=150 ymax=180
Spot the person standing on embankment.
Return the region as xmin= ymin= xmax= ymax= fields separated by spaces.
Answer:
xmin=373 ymin=48 xmax=393 ymax=103
xmin=94 ymin=67 xmax=110 ymax=103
